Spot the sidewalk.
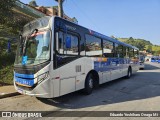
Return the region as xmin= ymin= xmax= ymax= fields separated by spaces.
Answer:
xmin=0 ymin=85 xmax=20 ymax=99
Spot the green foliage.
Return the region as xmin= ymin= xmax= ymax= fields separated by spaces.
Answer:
xmin=117 ymin=37 xmax=152 ymax=50
xmin=0 ymin=43 xmax=16 ymax=85
xmin=0 ymin=52 xmax=15 ymax=85
xmin=0 ymin=25 xmax=18 ymax=85
xmin=0 ymin=65 xmax=14 ymax=85
xmin=0 ymin=0 xmax=16 ymax=25
xmin=0 ymin=0 xmax=31 ymax=34
xmin=0 ymin=0 xmax=36 ymax=85
xmin=152 ymin=45 xmax=160 ymax=55
xmin=145 ymin=45 xmax=152 ymax=53
xmin=117 ymin=37 xmax=160 ymax=56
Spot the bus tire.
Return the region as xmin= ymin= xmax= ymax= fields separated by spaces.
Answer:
xmin=126 ymin=67 xmax=132 ymax=79
xmin=84 ymin=73 xmax=94 ymax=95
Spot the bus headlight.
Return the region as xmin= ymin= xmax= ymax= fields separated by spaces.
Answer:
xmin=38 ymin=72 xmax=49 ymax=83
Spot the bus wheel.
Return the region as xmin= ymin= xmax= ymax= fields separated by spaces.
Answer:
xmin=84 ymin=74 xmax=94 ymax=95
xmin=126 ymin=67 xmax=132 ymax=79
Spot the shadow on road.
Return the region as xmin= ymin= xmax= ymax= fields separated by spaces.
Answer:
xmin=37 ymin=63 xmax=160 ymax=109
xmin=143 ymin=62 xmax=160 ymax=70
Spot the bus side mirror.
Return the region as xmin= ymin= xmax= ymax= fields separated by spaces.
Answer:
xmin=65 ymin=36 xmax=71 ymax=49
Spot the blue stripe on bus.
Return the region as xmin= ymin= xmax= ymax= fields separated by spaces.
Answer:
xmin=15 ymin=73 xmax=34 ymax=79
xmin=94 ymin=58 xmax=132 ymax=72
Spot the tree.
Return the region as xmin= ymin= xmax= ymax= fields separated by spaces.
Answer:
xmin=0 ymin=0 xmax=16 ymax=25
xmin=128 ymin=37 xmax=134 ymax=41
xmin=0 ymin=0 xmax=32 ymax=34
xmin=137 ymin=41 xmax=145 ymax=51
xmin=29 ymin=0 xmax=38 ymax=7
xmin=127 ymin=37 xmax=135 ymax=45
xmin=145 ymin=45 xmax=152 ymax=53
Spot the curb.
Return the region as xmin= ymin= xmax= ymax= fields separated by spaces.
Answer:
xmin=0 ymin=92 xmax=21 ymax=99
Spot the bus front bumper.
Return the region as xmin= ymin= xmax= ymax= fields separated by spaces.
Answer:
xmin=14 ymin=78 xmax=54 ymax=98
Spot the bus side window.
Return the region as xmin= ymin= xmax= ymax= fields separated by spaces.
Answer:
xmin=55 ymin=31 xmax=79 ymax=68
xmin=56 ymin=31 xmax=64 ymax=54
xmin=103 ymin=39 xmax=114 ymax=57
xmin=85 ymin=34 xmax=102 ymax=56
xmin=129 ymin=48 xmax=134 ymax=58
xmin=123 ymin=46 xmax=129 ymax=58
xmin=64 ymin=34 xmax=78 ymax=55
xmin=80 ymin=38 xmax=85 ymax=56
xmin=134 ymin=49 xmax=139 ymax=59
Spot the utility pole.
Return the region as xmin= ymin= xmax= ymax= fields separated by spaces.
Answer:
xmin=55 ymin=0 xmax=64 ymax=18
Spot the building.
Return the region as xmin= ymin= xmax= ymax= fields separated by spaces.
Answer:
xmin=35 ymin=6 xmax=78 ymax=24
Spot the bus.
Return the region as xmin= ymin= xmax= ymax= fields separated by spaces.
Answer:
xmin=14 ymin=16 xmax=140 ymax=98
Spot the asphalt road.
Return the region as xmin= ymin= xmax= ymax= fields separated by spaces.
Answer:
xmin=0 ymin=62 xmax=160 ymax=119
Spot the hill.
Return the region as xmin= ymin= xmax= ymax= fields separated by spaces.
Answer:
xmin=117 ymin=37 xmax=160 ymax=55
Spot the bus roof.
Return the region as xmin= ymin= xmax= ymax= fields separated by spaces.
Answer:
xmin=89 ymin=30 xmax=138 ymax=50
xmin=53 ymin=16 xmax=139 ymax=50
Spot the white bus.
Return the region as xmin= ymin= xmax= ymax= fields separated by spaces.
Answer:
xmin=14 ymin=16 xmax=140 ymax=98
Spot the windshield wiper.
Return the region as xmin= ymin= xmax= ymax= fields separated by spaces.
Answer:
xmin=22 ymin=29 xmax=38 ymax=56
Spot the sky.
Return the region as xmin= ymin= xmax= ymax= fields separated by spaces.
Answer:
xmin=20 ymin=0 xmax=160 ymax=45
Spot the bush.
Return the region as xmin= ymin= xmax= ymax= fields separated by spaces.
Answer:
xmin=0 ymin=52 xmax=15 ymax=85
xmin=0 ymin=52 xmax=15 ymax=67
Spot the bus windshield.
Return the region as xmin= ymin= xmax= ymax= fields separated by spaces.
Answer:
xmin=15 ymin=30 xmax=50 ymax=66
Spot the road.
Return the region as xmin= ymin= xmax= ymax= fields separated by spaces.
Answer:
xmin=0 ymin=62 xmax=160 ymax=119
